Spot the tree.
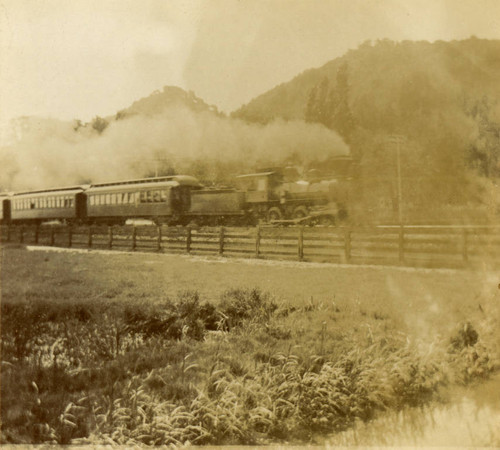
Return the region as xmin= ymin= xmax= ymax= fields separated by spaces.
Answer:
xmin=328 ymin=63 xmax=356 ymax=142
xmin=91 ymin=116 xmax=109 ymax=134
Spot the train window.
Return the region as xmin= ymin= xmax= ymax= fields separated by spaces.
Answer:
xmin=139 ymin=191 xmax=146 ymax=203
xmin=110 ymin=194 xmax=115 ymax=205
xmin=31 ymin=200 xmax=35 ymax=209
xmin=160 ymin=190 xmax=168 ymax=202
xmin=152 ymin=190 xmax=160 ymax=203
xmin=104 ymin=194 xmax=109 ymax=204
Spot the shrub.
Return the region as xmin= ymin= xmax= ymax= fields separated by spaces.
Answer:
xmin=219 ymin=288 xmax=277 ymax=329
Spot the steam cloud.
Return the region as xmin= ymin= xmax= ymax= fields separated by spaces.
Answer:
xmin=0 ymin=107 xmax=348 ymax=191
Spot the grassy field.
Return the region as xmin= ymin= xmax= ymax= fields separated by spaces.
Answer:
xmin=1 ymin=245 xmax=499 ymax=445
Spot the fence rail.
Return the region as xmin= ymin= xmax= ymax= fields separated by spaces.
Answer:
xmin=1 ymin=224 xmax=500 ymax=269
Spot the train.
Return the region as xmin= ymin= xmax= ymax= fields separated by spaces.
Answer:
xmin=0 ymin=168 xmax=347 ymax=227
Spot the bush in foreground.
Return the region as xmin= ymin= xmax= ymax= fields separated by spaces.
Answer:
xmin=1 ymin=288 xmax=498 ymax=445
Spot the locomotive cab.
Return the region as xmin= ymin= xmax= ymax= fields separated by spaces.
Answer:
xmin=235 ymin=171 xmax=282 ymax=203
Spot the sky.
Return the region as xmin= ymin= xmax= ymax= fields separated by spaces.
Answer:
xmin=1 ymin=0 xmax=500 ymax=123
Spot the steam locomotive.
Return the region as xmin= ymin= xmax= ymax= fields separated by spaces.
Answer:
xmin=0 ymin=169 xmax=346 ymax=226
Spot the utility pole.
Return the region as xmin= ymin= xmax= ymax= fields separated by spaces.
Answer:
xmin=389 ymin=135 xmax=404 ymax=225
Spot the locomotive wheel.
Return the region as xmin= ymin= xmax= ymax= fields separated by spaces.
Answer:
xmin=292 ymin=205 xmax=309 ymax=219
xmin=267 ymin=207 xmax=283 ymax=222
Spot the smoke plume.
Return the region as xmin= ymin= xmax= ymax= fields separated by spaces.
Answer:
xmin=0 ymin=107 xmax=348 ymax=191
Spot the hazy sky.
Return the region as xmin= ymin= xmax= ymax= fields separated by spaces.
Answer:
xmin=1 ymin=0 xmax=500 ymax=123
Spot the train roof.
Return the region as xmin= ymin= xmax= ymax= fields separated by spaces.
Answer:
xmin=86 ymin=180 xmax=189 ymax=193
xmin=235 ymin=171 xmax=276 ymax=179
xmin=12 ymin=186 xmax=85 ymax=197
xmin=90 ymin=175 xmax=201 ymax=188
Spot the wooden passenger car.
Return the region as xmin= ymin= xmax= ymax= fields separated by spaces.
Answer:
xmin=10 ymin=187 xmax=86 ymax=224
xmin=85 ymin=176 xmax=201 ymax=224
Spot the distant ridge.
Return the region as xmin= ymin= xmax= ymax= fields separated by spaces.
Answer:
xmin=113 ymin=86 xmax=221 ymax=120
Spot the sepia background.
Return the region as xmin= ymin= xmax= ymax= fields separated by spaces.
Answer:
xmin=1 ymin=0 xmax=499 ymax=447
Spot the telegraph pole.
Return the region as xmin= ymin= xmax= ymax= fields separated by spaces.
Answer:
xmin=389 ymin=135 xmax=404 ymax=224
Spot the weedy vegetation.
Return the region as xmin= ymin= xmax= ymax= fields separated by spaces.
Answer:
xmin=1 ymin=247 xmax=499 ymax=445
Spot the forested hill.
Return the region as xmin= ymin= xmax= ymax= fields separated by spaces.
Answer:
xmin=232 ymin=38 xmax=500 ymax=135
xmin=112 ymin=86 xmax=221 ymax=120
xmin=233 ymin=38 xmax=500 ymax=221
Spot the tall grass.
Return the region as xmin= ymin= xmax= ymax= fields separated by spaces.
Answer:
xmin=1 ymin=287 xmax=499 ymax=445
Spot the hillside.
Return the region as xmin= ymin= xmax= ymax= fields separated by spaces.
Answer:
xmin=233 ymin=38 xmax=500 ymax=222
xmin=113 ymin=86 xmax=221 ymax=120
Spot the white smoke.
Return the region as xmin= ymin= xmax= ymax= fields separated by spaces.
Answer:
xmin=0 ymin=106 xmax=349 ymax=191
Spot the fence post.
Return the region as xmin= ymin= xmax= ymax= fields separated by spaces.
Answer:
xmin=88 ymin=225 xmax=92 ymax=248
xmin=50 ymin=227 xmax=55 ymax=246
xmin=344 ymin=226 xmax=351 ymax=263
xmin=131 ymin=226 xmax=136 ymax=251
xmin=68 ymin=225 xmax=73 ymax=248
xmin=219 ymin=226 xmax=225 ymax=255
xmin=398 ymin=225 xmax=405 ymax=264
xmin=462 ymin=228 xmax=468 ymax=264
xmin=35 ymin=224 xmax=39 ymax=244
xmin=255 ymin=225 xmax=261 ymax=258
xmin=186 ymin=227 xmax=192 ymax=253
xmin=298 ymin=226 xmax=304 ymax=261
xmin=7 ymin=225 xmax=11 ymax=242
xmin=19 ymin=226 xmax=24 ymax=244
xmin=108 ymin=226 xmax=113 ymax=250
xmin=157 ymin=225 xmax=162 ymax=251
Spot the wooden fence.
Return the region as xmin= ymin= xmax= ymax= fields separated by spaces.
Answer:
xmin=1 ymin=224 xmax=500 ymax=268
